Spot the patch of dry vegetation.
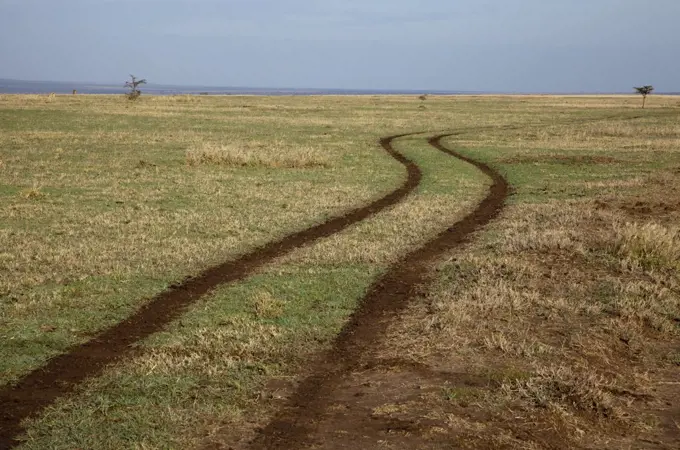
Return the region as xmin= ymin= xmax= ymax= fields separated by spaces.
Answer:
xmin=614 ymin=221 xmax=680 ymax=273
xmin=271 ymin=136 xmax=489 ymax=268
xmin=2 ymin=94 xmax=419 ymax=387
xmin=373 ymin=108 xmax=680 ymax=449
xmin=460 ymin=113 xmax=680 ymax=154
xmin=185 ymin=141 xmax=330 ymax=168
xmin=250 ymin=290 xmax=287 ymax=320
xmin=377 ymin=196 xmax=679 ymax=447
xmin=15 ymin=133 xmax=489 ymax=449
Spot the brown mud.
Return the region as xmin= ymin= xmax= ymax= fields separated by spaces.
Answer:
xmin=247 ymin=134 xmax=509 ymax=449
xmin=0 ymin=133 xmax=424 ymax=449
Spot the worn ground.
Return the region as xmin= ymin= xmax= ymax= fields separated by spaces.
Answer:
xmin=0 ymin=94 xmax=678 ymax=449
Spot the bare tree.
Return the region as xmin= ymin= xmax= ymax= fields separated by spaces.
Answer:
xmin=634 ymin=85 xmax=654 ymax=109
xmin=125 ymin=74 xmax=147 ymax=100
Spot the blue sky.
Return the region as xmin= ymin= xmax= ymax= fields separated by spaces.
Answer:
xmin=1 ymin=0 xmax=678 ymax=92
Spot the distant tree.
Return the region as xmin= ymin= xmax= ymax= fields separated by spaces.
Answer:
xmin=634 ymin=85 xmax=654 ymax=109
xmin=125 ymin=74 xmax=147 ymax=100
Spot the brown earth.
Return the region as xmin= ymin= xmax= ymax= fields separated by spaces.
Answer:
xmin=620 ymin=201 xmax=680 ymax=218
xmin=243 ymin=134 xmax=509 ymax=450
xmin=594 ymin=172 xmax=680 ymax=225
xmin=0 ymin=133 xmax=424 ymax=449
xmin=499 ymin=155 xmax=621 ymax=165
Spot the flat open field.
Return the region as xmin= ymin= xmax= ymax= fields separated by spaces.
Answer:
xmin=0 ymin=94 xmax=679 ymax=449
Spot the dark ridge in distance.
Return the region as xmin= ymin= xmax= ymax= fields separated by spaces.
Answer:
xmin=2 ymin=79 xmax=678 ymax=96
xmin=0 ymin=79 xmax=462 ymax=96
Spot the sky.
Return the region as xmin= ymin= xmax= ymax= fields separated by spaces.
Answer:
xmin=0 ymin=0 xmax=678 ymax=92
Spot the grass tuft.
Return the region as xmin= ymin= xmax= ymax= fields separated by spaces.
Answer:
xmin=614 ymin=221 xmax=680 ymax=272
xmin=185 ymin=141 xmax=330 ymax=168
xmin=501 ymin=366 xmax=627 ymax=420
xmin=20 ymin=186 xmax=46 ymax=199
xmin=250 ymin=290 xmax=287 ymax=320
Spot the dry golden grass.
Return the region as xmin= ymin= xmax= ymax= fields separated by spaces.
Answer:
xmin=250 ymin=290 xmax=287 ymax=320
xmin=185 ymin=141 xmax=330 ymax=168
xmin=132 ymin=318 xmax=290 ymax=378
xmin=373 ymin=213 xmax=677 ymax=446
xmin=614 ymin=221 xmax=680 ymax=272
xmin=367 ymin=105 xmax=680 ymax=448
xmin=277 ymin=193 xmax=483 ymax=267
xmin=3 ymin=94 xmax=426 ymax=386
xmin=459 ymin=114 xmax=680 ymax=153
xmin=501 ymin=366 xmax=625 ymax=418
xmin=273 ymin=137 xmax=488 ymax=267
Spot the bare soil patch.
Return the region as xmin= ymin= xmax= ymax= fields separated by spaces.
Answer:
xmin=620 ymin=201 xmax=680 ymax=217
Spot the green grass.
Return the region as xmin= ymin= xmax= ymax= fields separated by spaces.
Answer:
xmin=1 ymin=95 xmax=403 ymax=386
xmin=2 ymin=94 xmax=679 ymax=448
xmin=14 ymin=120 xmax=488 ymax=448
xmin=0 ymin=95 xmax=494 ymax=388
xmin=13 ymin=127 xmax=486 ymax=449
xmin=20 ymin=266 xmax=376 ymax=449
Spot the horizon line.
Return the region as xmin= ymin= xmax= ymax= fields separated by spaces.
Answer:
xmin=1 ymin=77 xmax=678 ymax=96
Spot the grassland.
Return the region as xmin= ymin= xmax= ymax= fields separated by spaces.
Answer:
xmin=1 ymin=94 xmax=679 ymax=449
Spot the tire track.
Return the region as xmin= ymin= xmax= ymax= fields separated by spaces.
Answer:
xmin=0 ymin=133 xmax=423 ymax=449
xmin=250 ymin=134 xmax=509 ymax=449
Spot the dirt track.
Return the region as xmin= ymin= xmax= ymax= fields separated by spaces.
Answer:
xmin=0 ymin=133 xmax=424 ymax=448
xmin=247 ymin=134 xmax=509 ymax=449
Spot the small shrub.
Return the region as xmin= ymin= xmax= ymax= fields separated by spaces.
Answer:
xmin=633 ymin=85 xmax=654 ymax=109
xmin=125 ymin=74 xmax=147 ymax=101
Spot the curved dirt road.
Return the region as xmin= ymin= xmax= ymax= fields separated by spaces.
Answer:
xmin=248 ymin=134 xmax=509 ymax=449
xmin=0 ymin=133 xmax=425 ymax=448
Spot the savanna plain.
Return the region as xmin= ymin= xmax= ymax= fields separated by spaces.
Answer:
xmin=0 ymin=94 xmax=679 ymax=449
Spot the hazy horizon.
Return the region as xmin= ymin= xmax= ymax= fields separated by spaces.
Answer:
xmin=1 ymin=0 xmax=679 ymax=93
xmin=3 ymin=77 xmax=680 ymax=96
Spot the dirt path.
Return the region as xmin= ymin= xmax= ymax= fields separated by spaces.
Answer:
xmin=247 ymin=134 xmax=509 ymax=449
xmin=0 ymin=133 xmax=424 ymax=449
